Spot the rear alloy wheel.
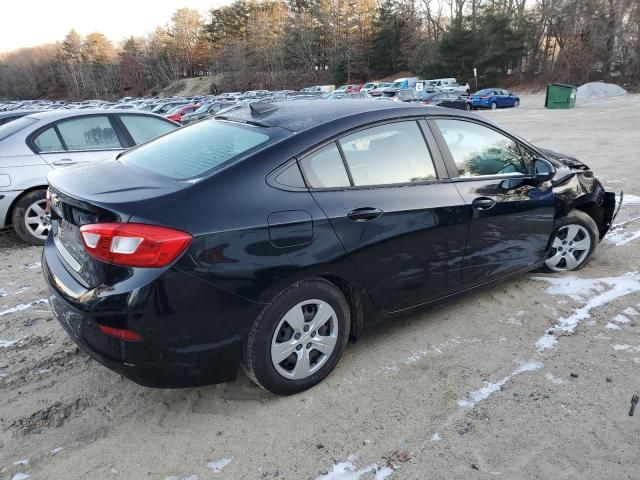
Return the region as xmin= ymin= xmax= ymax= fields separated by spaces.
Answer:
xmin=11 ymin=189 xmax=50 ymax=246
xmin=544 ymin=210 xmax=598 ymax=272
xmin=242 ymin=279 xmax=350 ymax=395
xmin=490 ymin=101 xmax=497 ymax=110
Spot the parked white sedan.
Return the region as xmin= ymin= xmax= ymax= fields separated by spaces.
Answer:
xmin=0 ymin=110 xmax=178 ymax=244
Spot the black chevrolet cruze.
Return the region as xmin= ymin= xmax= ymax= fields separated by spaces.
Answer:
xmin=42 ymin=100 xmax=616 ymax=395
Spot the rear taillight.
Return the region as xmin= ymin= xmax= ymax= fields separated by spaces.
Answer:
xmin=422 ymin=100 xmax=432 ymax=105
xmin=80 ymin=223 xmax=192 ymax=267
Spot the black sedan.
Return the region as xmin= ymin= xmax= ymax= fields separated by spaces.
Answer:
xmin=418 ymin=92 xmax=471 ymax=110
xmin=42 ymin=101 xmax=616 ymax=395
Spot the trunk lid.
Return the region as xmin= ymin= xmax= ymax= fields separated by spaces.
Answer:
xmin=48 ymin=159 xmax=189 ymax=288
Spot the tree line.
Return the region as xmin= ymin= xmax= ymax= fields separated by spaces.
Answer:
xmin=1 ymin=0 xmax=639 ymax=100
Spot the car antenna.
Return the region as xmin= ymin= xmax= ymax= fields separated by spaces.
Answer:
xmin=250 ymin=101 xmax=278 ymax=115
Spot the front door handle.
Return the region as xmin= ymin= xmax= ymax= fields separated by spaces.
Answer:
xmin=472 ymin=197 xmax=496 ymax=210
xmin=347 ymin=207 xmax=383 ymax=222
xmin=52 ymin=158 xmax=77 ymax=166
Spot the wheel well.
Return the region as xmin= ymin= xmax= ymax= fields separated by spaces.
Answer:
xmin=319 ymin=274 xmax=365 ymax=341
xmin=573 ymin=201 xmax=605 ymax=238
xmin=4 ymin=186 xmax=48 ymax=227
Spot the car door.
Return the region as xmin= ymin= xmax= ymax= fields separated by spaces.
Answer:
xmin=428 ymin=118 xmax=556 ymax=286
xmin=299 ymin=120 xmax=468 ymax=313
xmin=32 ymin=114 xmax=125 ymax=168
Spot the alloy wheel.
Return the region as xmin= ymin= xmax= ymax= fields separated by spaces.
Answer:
xmin=24 ymin=199 xmax=50 ymax=241
xmin=545 ymin=224 xmax=591 ymax=272
xmin=271 ymin=299 xmax=338 ymax=380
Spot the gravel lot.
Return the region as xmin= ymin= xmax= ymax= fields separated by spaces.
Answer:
xmin=1 ymin=94 xmax=639 ymax=480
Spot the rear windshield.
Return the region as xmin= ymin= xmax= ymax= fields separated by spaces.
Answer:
xmin=0 ymin=117 xmax=38 ymax=142
xmin=119 ymin=120 xmax=272 ymax=180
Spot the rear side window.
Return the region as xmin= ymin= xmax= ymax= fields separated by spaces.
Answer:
xmin=119 ymin=115 xmax=176 ymax=145
xmin=300 ymin=143 xmax=350 ymax=188
xmin=34 ymin=127 xmax=64 ymax=152
xmin=339 ymin=121 xmax=436 ymax=186
xmin=435 ymin=119 xmax=525 ymax=177
xmin=120 ymin=120 xmax=271 ymax=180
xmin=57 ymin=116 xmax=121 ymax=151
xmin=0 ymin=117 xmax=37 ymax=142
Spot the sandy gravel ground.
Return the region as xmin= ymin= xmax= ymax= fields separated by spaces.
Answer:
xmin=1 ymin=94 xmax=639 ymax=480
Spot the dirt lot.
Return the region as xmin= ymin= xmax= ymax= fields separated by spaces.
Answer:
xmin=1 ymin=94 xmax=639 ymax=480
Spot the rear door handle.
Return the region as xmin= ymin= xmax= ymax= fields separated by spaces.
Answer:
xmin=52 ymin=158 xmax=77 ymax=166
xmin=472 ymin=197 xmax=496 ymax=210
xmin=347 ymin=207 xmax=383 ymax=222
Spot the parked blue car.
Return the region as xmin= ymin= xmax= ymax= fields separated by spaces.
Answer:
xmin=470 ymin=88 xmax=520 ymax=110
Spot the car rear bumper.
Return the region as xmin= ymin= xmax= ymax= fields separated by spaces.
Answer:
xmin=42 ymin=235 xmax=264 ymax=388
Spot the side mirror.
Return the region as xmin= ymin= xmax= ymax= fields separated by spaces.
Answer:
xmin=533 ymin=159 xmax=554 ymax=181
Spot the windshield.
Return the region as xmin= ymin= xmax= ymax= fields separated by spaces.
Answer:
xmin=0 ymin=117 xmax=38 ymax=142
xmin=120 ymin=120 xmax=272 ymax=180
xmin=392 ymin=81 xmax=404 ymax=88
xmin=363 ymin=83 xmax=375 ymax=88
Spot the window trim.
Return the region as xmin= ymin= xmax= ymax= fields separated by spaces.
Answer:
xmin=297 ymin=118 xmax=445 ymax=191
xmin=427 ymin=116 xmax=541 ymax=181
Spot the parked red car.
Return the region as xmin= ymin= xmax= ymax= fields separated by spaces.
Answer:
xmin=345 ymin=84 xmax=364 ymax=93
xmin=165 ymin=104 xmax=199 ymax=122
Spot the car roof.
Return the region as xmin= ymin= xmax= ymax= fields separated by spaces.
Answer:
xmin=218 ymin=99 xmax=466 ymax=133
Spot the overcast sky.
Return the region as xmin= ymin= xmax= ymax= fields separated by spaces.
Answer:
xmin=1 ymin=0 xmax=230 ymax=53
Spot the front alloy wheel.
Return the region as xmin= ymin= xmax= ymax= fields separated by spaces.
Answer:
xmin=545 ymin=225 xmax=591 ymax=271
xmin=544 ymin=210 xmax=598 ymax=273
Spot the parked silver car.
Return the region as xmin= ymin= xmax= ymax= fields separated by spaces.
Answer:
xmin=0 ymin=110 xmax=178 ymax=244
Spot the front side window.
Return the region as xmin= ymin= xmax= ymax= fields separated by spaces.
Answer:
xmin=339 ymin=121 xmax=436 ymax=186
xmin=435 ymin=119 xmax=526 ymax=177
xmin=120 ymin=120 xmax=271 ymax=180
xmin=119 ymin=115 xmax=177 ymax=145
xmin=33 ymin=127 xmax=63 ymax=152
xmin=57 ymin=116 xmax=121 ymax=151
xmin=299 ymin=143 xmax=350 ymax=189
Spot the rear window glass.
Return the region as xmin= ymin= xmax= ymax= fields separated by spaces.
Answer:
xmin=120 ymin=120 xmax=271 ymax=180
xmin=0 ymin=117 xmax=38 ymax=142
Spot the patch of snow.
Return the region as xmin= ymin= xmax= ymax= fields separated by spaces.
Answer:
xmin=458 ymin=361 xmax=543 ymax=408
xmin=613 ymin=314 xmax=631 ymax=324
xmin=0 ymin=299 xmax=48 ymax=316
xmin=430 ymin=433 xmax=442 ymax=442
xmin=0 ymin=339 xmax=20 ymax=348
xmin=13 ymin=459 xmax=29 ymax=466
xmin=12 ymin=474 xmax=30 ymax=480
xmin=165 ymin=476 xmax=198 ymax=480
xmin=317 ymin=457 xmax=395 ymax=480
xmin=405 ymin=351 xmax=427 ymax=365
xmin=633 ymin=358 xmax=640 ymax=364
xmin=606 ymin=227 xmax=640 ymax=246
xmin=535 ymin=334 xmax=558 ymax=353
xmin=0 ymin=288 xmax=6 ymax=297
xmin=623 ymin=307 xmax=638 ymax=316
xmin=51 ymin=447 xmax=64 ymax=454
xmin=613 ymin=344 xmax=640 ymax=352
xmin=605 ymin=322 xmax=621 ymax=330
xmin=206 ymin=458 xmax=232 ymax=474
xmin=532 ymin=273 xmax=640 ymax=352
xmin=545 ymin=373 xmax=567 ymax=385
xmin=24 ymin=261 xmax=41 ymax=269
xmin=577 ymin=82 xmax=627 ymax=98
xmin=619 ymin=194 xmax=640 ymax=205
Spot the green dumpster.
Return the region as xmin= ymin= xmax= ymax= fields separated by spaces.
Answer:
xmin=545 ymin=83 xmax=577 ymax=109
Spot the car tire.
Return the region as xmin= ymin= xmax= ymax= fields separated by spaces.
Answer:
xmin=514 ymin=100 xmax=520 ymax=108
xmin=490 ymin=101 xmax=497 ymax=110
xmin=242 ymin=278 xmax=351 ymax=395
xmin=542 ymin=210 xmax=598 ymax=273
xmin=11 ymin=189 xmax=50 ymax=246
xmin=464 ymin=103 xmax=471 ymax=111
